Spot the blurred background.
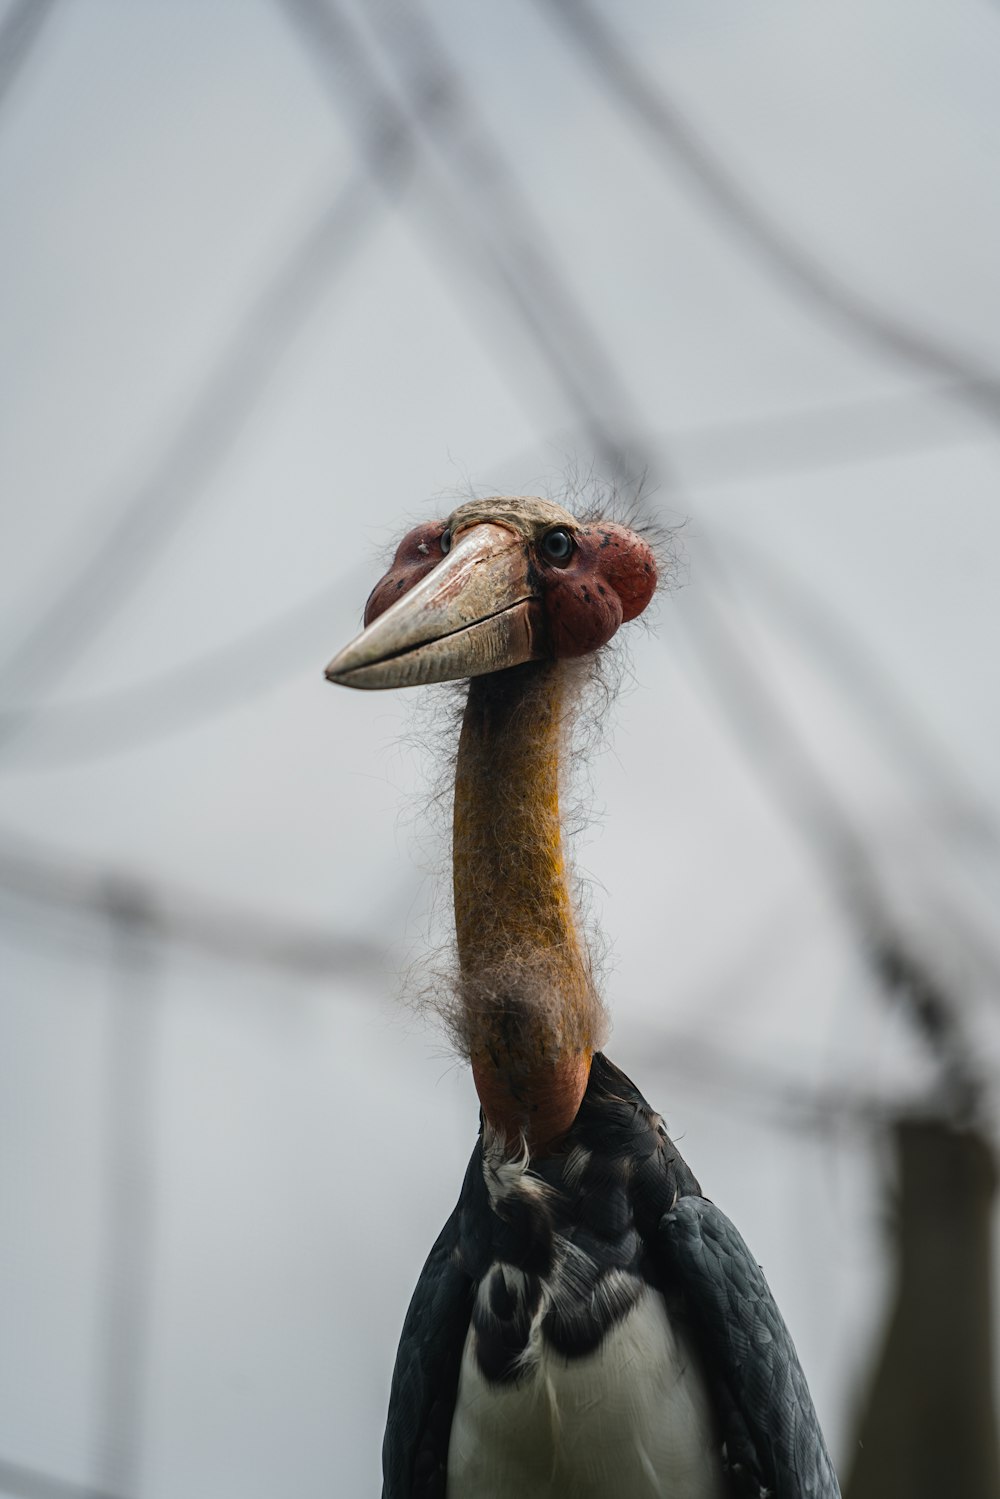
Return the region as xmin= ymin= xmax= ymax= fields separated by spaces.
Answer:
xmin=2 ymin=1 xmax=1000 ymax=1494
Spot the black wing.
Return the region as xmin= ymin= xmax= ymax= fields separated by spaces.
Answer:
xmin=381 ymin=1199 xmax=473 ymax=1499
xmin=659 ymin=1195 xmax=841 ymax=1499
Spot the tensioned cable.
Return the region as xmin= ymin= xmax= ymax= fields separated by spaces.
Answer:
xmin=0 ymin=827 xmax=902 ymax=1129
xmin=0 ymin=172 xmax=388 ymax=722
xmin=715 ymin=528 xmax=1000 ymax=851
xmin=0 ymin=1454 xmax=117 ymax=1499
xmin=276 ymin=0 xmax=652 ymax=490
xmin=0 ymin=388 xmax=986 ymax=773
xmin=0 ymin=833 xmax=390 ymax=978
xmin=0 ymin=0 xmax=60 ymax=119
xmin=0 ymin=565 xmax=367 ymax=768
xmin=533 ymin=0 xmax=1000 ymax=433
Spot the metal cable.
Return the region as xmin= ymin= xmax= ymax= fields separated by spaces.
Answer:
xmin=0 ymin=173 xmax=386 ymax=721
xmin=534 ymin=0 xmax=1000 ymax=432
xmin=0 ymin=0 xmax=60 ymax=119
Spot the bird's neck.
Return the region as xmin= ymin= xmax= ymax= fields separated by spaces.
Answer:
xmin=453 ymin=661 xmax=601 ymax=1155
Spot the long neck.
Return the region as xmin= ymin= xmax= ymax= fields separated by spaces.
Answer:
xmin=452 ymin=661 xmax=600 ymax=1154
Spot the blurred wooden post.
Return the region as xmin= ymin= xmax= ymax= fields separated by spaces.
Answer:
xmin=846 ymin=1116 xmax=1000 ymax=1499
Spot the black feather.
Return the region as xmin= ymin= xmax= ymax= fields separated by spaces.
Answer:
xmin=381 ymin=1054 xmax=840 ymax=1498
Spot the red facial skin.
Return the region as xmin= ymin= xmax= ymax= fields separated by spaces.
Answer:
xmin=363 ymin=521 xmax=450 ymax=626
xmin=363 ymin=518 xmax=658 ymax=653
xmin=543 ymin=523 xmax=657 ymax=657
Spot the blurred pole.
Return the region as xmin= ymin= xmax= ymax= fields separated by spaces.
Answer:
xmin=846 ymin=1117 xmax=1000 ymax=1499
xmin=93 ymin=887 xmax=159 ymax=1499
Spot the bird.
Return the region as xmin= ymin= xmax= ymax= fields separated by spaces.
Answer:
xmin=325 ymin=495 xmax=841 ymax=1499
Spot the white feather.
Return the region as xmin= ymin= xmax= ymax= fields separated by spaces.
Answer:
xmin=482 ymin=1126 xmax=551 ymax=1209
xmin=447 ymin=1286 xmax=725 ymax=1499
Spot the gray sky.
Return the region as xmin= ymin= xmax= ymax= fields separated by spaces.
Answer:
xmin=1 ymin=0 xmax=999 ymax=1494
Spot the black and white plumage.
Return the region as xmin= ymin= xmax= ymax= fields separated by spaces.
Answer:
xmin=325 ymin=497 xmax=840 ymax=1498
xmin=383 ymin=1055 xmax=840 ymax=1499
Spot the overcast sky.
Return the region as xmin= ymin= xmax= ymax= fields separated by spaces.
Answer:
xmin=1 ymin=1 xmax=999 ymax=1494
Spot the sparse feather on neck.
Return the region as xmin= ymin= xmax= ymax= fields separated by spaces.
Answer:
xmin=451 ymin=659 xmax=608 ymax=1154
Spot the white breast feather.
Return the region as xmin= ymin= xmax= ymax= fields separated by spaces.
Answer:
xmin=447 ymin=1285 xmax=725 ymax=1499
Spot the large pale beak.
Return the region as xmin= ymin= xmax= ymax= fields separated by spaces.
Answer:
xmin=325 ymin=523 xmax=544 ymax=689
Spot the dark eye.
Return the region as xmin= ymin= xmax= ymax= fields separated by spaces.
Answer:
xmin=541 ymin=527 xmax=574 ymax=564
xmin=440 ymin=528 xmax=452 ymax=554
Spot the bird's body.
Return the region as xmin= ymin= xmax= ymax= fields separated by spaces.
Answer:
xmin=326 ymin=496 xmax=840 ymax=1498
xmin=426 ymin=1058 xmax=725 ymax=1499
xmin=382 ymin=1053 xmax=836 ymax=1499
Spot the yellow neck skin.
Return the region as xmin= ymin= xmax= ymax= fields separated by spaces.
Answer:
xmin=453 ymin=662 xmax=599 ymax=1154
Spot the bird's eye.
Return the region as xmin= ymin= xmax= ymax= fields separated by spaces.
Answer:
xmin=541 ymin=528 xmax=574 ymax=564
xmin=440 ymin=529 xmax=452 ymax=555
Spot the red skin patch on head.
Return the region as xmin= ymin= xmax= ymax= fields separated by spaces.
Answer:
xmin=542 ymin=523 xmax=657 ymax=657
xmin=361 ymin=516 xmax=657 ymax=657
xmin=363 ymin=520 xmax=448 ymax=625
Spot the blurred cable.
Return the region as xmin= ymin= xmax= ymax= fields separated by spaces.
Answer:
xmin=0 ymin=0 xmax=59 ymax=118
xmin=494 ymin=380 xmax=987 ymax=500
xmin=0 ymin=566 xmax=366 ymax=770
xmin=640 ymin=1030 xmax=915 ymax=1135
xmin=665 ymin=380 xmax=983 ymax=485
xmin=3 ymin=377 xmax=989 ymax=775
xmin=0 ymin=823 xmax=904 ymax=1129
xmin=0 ymin=834 xmax=389 ymax=978
xmin=0 ymin=172 xmax=389 ymax=725
xmin=0 ymin=1456 xmax=116 ymax=1499
xmin=682 ymin=541 xmax=985 ymax=1118
xmin=0 ymin=881 xmax=114 ymax=964
xmin=0 ymin=386 xmax=983 ymax=774
xmin=715 ymin=528 xmax=1000 ymax=849
xmin=533 ymin=0 xmax=1000 ymax=432
xmin=707 ymin=526 xmax=1000 ymax=1000
xmin=276 ymin=0 xmax=649 ymax=486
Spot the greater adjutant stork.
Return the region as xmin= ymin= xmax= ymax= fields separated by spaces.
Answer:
xmin=326 ymin=497 xmax=840 ymax=1499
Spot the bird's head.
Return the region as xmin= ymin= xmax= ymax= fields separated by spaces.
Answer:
xmin=325 ymin=495 xmax=658 ymax=688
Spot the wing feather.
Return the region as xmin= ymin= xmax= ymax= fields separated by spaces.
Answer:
xmin=382 ymin=1202 xmax=473 ymax=1499
xmin=658 ymin=1196 xmax=841 ymax=1499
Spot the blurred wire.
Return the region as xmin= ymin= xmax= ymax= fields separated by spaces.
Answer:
xmin=0 ymin=565 xmax=366 ymax=769
xmin=0 ymin=385 xmax=984 ymax=774
xmin=276 ymin=0 xmax=650 ymax=486
xmin=0 ymin=172 xmax=389 ymax=726
xmin=664 ymin=381 xmax=983 ymax=485
xmin=533 ymin=0 xmax=1000 ymax=432
xmin=0 ymin=834 xmax=389 ymax=978
xmin=0 ymin=1456 xmax=116 ymax=1499
xmin=639 ymin=1030 xmax=915 ymax=1134
xmin=0 ymin=821 xmax=903 ymax=1129
xmin=490 ymin=380 xmax=987 ymax=500
xmin=0 ymin=0 xmax=59 ymax=118
xmin=0 ymin=883 xmax=116 ymax=964
xmin=685 ymin=539 xmax=986 ymax=1116
xmin=716 ymin=528 xmax=1000 ymax=850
